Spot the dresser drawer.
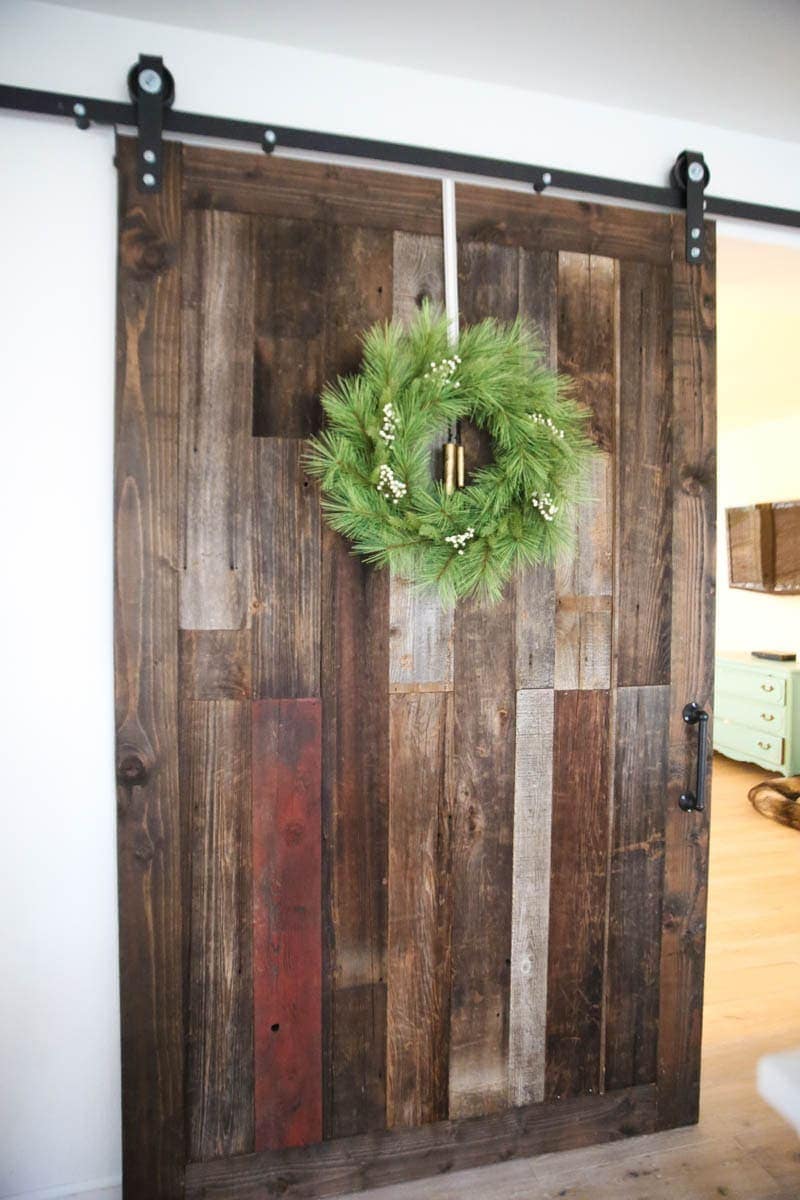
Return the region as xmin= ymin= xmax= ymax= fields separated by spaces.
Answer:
xmin=714 ymin=694 xmax=786 ymax=736
xmin=715 ymin=663 xmax=786 ymax=706
xmin=716 ymin=720 xmax=785 ymax=767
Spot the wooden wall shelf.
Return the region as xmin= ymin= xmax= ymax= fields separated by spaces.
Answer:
xmin=727 ymin=501 xmax=800 ymax=594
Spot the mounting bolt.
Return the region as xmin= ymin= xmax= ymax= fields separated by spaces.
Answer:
xmin=690 ymin=246 xmax=701 ymax=259
xmin=73 ymin=102 xmax=86 ymax=117
xmin=687 ymin=160 xmax=705 ymax=183
xmin=691 ymin=227 xmax=701 ymax=239
xmin=142 ymin=172 xmax=156 ymax=187
xmin=264 ymin=129 xmax=277 ymax=145
xmin=138 ymin=67 xmax=163 ymax=95
xmin=542 ymin=171 xmax=552 ymax=185
xmin=142 ymin=148 xmax=156 ymax=163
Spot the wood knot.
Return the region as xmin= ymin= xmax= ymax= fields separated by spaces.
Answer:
xmin=680 ymin=464 xmax=711 ymax=496
xmin=117 ymin=754 xmax=148 ymax=786
xmin=120 ymin=214 xmax=174 ymax=278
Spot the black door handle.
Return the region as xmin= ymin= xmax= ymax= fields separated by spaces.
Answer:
xmin=679 ymin=702 xmax=709 ymax=812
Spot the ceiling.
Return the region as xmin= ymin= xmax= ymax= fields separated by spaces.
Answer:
xmin=44 ymin=0 xmax=800 ymax=143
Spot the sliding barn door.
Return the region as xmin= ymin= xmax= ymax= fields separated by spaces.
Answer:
xmin=115 ymin=137 xmax=715 ymax=1200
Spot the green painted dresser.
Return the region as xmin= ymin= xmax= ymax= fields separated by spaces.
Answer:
xmin=714 ymin=652 xmax=800 ymax=776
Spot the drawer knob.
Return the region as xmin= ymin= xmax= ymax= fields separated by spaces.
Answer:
xmin=760 ymin=712 xmax=775 ymax=722
xmin=761 ymin=682 xmax=775 ymax=693
xmin=757 ymin=740 xmax=772 ymax=750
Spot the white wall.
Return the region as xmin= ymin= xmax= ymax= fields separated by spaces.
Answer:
xmin=716 ymin=415 xmax=800 ymax=657
xmin=0 ymin=114 xmax=120 ymax=1200
xmin=1 ymin=3 xmax=800 ymax=1198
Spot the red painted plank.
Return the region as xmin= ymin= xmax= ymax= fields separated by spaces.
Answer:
xmin=252 ymin=698 xmax=323 ymax=1151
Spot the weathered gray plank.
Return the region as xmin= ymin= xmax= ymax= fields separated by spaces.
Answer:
xmin=179 ymin=209 xmax=255 ymax=630
xmin=508 ymin=688 xmax=554 ymax=1107
xmin=389 ymin=231 xmax=453 ymax=689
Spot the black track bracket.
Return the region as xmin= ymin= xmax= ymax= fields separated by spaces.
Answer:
xmin=671 ymin=150 xmax=711 ymax=265
xmin=126 ymin=54 xmax=175 ymax=194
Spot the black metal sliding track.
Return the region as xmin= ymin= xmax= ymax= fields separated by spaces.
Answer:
xmin=1 ymin=78 xmax=798 ymax=236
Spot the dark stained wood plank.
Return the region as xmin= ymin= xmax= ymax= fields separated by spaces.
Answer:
xmin=185 ymin=1084 xmax=657 ymax=1200
xmin=558 ymin=251 xmax=617 ymax=453
xmin=604 ymin=685 xmax=669 ymax=1092
xmin=254 ymin=217 xmax=327 ymax=438
xmin=657 ymin=218 xmax=716 ymax=1130
xmin=252 ymin=439 xmax=320 ymax=699
xmin=518 ymin=247 xmax=558 ymax=368
xmin=389 ymin=231 xmax=453 ymax=689
xmin=387 ymin=691 xmax=454 ymax=1128
xmin=179 ymin=629 xmax=252 ymax=700
xmin=183 ymin=144 xmax=443 ymax=235
xmin=252 ymin=699 xmax=323 ymax=1152
xmin=114 ymin=135 xmax=184 ymax=1200
xmin=318 ymin=219 xmax=393 ymax=1140
xmin=179 ymin=208 xmax=255 ymax=630
xmin=515 ymin=248 xmax=558 ymax=688
xmin=508 ymin=689 xmax=554 ymax=1107
xmin=616 ymin=260 xmax=673 ymax=687
xmin=321 ymin=530 xmax=390 ymax=1139
xmin=546 ymin=688 xmax=611 ymax=1101
xmin=324 ymin=224 xmax=394 ymax=378
xmin=456 ymin=181 xmax=673 ymax=266
xmin=449 ymin=588 xmax=517 ymax=1119
xmin=183 ymin=700 xmax=253 ymax=1161
xmin=458 ymin=239 xmax=520 ymax=473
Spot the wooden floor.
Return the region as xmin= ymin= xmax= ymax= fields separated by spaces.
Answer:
xmin=350 ymin=754 xmax=800 ymax=1200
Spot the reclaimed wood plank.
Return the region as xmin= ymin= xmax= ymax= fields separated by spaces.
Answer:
xmin=616 ymin=260 xmax=672 ymax=687
xmin=554 ymin=251 xmax=616 ymax=690
xmin=184 ymin=700 xmax=253 ymax=1161
xmin=387 ymin=691 xmax=454 ymax=1128
xmin=254 ymin=217 xmax=327 ymax=438
xmin=558 ymin=252 xmax=617 ymax=453
xmin=252 ymin=699 xmax=323 ymax=1152
xmin=515 ymin=248 xmax=558 ymax=688
xmin=114 ymin=135 xmax=184 ymax=1200
xmin=185 ymin=1085 xmax=658 ymax=1199
xmin=508 ymin=689 xmax=554 ymax=1107
xmin=554 ymin=457 xmax=614 ymax=690
xmin=179 ymin=629 xmax=252 ymax=700
xmin=319 ymin=221 xmax=393 ymax=1139
xmin=179 ymin=208 xmax=255 ymax=630
xmin=456 ymin=181 xmax=672 ymax=266
xmin=458 ymin=239 xmax=520 ymax=473
xmin=449 ymin=588 xmax=517 ymax=1119
xmin=605 ymin=685 xmax=669 ymax=1092
xmin=184 ymin=144 xmax=443 ymax=236
xmin=252 ymin=438 xmax=320 ymax=698
xmin=389 ymin=231 xmax=453 ymax=689
xmin=321 ymin=531 xmax=390 ymax=1139
xmin=657 ymin=219 xmax=716 ymax=1130
xmin=546 ymin=688 xmax=611 ymax=1101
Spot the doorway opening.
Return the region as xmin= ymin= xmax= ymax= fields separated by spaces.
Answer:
xmin=705 ymin=235 xmax=800 ymax=1181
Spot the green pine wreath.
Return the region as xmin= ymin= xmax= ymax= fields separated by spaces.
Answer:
xmin=306 ymin=304 xmax=596 ymax=604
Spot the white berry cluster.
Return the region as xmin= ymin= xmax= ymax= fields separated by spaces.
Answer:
xmin=378 ymin=402 xmax=398 ymax=446
xmin=423 ymin=356 xmax=462 ymax=389
xmin=531 ymin=491 xmax=558 ymax=521
xmin=445 ymin=526 xmax=475 ymax=555
xmin=529 ymin=411 xmax=565 ymax=439
xmin=377 ymin=463 xmax=407 ymax=504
